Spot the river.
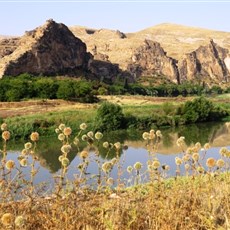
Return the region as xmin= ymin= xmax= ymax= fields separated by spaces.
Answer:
xmin=2 ymin=121 xmax=230 ymax=189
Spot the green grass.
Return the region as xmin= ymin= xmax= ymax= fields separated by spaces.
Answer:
xmin=4 ymin=109 xmax=97 ymax=139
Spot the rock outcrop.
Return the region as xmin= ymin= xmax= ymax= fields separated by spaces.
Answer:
xmin=0 ymin=38 xmax=20 ymax=58
xmin=127 ymin=40 xmax=179 ymax=83
xmin=0 ymin=19 xmax=92 ymax=78
xmin=1 ymin=21 xmax=230 ymax=85
xmin=178 ymin=40 xmax=230 ymax=83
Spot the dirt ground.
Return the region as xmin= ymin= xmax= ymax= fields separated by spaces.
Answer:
xmin=0 ymin=95 xmax=228 ymax=118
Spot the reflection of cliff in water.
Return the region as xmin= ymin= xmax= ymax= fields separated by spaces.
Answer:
xmin=6 ymin=122 xmax=230 ymax=173
xmin=210 ymin=122 xmax=230 ymax=146
xmin=125 ymin=122 xmax=230 ymax=154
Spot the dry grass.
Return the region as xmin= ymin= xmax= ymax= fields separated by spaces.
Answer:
xmin=0 ymin=99 xmax=94 ymax=118
xmin=0 ymin=122 xmax=230 ymax=229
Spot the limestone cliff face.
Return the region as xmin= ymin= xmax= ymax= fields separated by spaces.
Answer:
xmin=0 ymin=38 xmax=20 ymax=58
xmin=178 ymin=40 xmax=230 ymax=83
xmin=1 ymin=21 xmax=230 ymax=85
xmin=127 ymin=40 xmax=179 ymax=83
xmin=0 ymin=19 xmax=92 ymax=78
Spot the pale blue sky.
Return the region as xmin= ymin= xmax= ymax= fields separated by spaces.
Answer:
xmin=1 ymin=1 xmax=230 ymax=36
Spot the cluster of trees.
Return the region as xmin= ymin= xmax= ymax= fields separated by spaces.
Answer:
xmin=0 ymin=74 xmax=98 ymax=103
xmin=95 ymin=97 xmax=229 ymax=132
xmin=1 ymin=74 xmax=230 ymax=102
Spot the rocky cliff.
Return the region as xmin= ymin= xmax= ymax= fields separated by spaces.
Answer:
xmin=0 ymin=37 xmax=20 ymax=58
xmin=178 ymin=40 xmax=230 ymax=83
xmin=1 ymin=21 xmax=230 ymax=85
xmin=0 ymin=19 xmax=92 ymax=77
xmin=127 ymin=40 xmax=179 ymax=83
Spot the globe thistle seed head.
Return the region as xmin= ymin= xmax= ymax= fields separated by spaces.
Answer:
xmin=58 ymin=123 xmax=66 ymax=131
xmin=164 ymin=165 xmax=170 ymax=171
xmin=182 ymin=154 xmax=190 ymax=162
xmin=2 ymin=131 xmax=10 ymax=141
xmin=24 ymin=142 xmax=32 ymax=150
xmin=149 ymin=131 xmax=155 ymax=140
xmin=103 ymin=141 xmax=109 ymax=148
xmin=134 ymin=162 xmax=142 ymax=171
xmin=61 ymin=144 xmax=71 ymax=154
xmin=19 ymin=158 xmax=28 ymax=167
xmin=30 ymin=132 xmax=39 ymax=142
xmin=114 ymin=142 xmax=121 ymax=150
xmin=58 ymin=133 xmax=65 ymax=141
xmin=106 ymin=177 xmax=114 ymax=185
xmin=197 ymin=166 xmax=205 ymax=173
xmin=176 ymin=136 xmax=185 ymax=147
xmin=81 ymin=134 xmax=88 ymax=141
xmin=58 ymin=155 xmax=64 ymax=162
xmin=142 ymin=132 xmax=149 ymax=140
xmin=1 ymin=213 xmax=14 ymax=226
xmin=95 ymin=131 xmax=103 ymax=140
xmin=186 ymin=147 xmax=194 ymax=155
xmin=127 ymin=166 xmax=133 ymax=173
xmin=63 ymin=127 xmax=72 ymax=136
xmin=102 ymin=162 xmax=112 ymax=173
xmin=5 ymin=160 xmax=15 ymax=170
xmin=195 ymin=142 xmax=201 ymax=151
xmin=14 ymin=215 xmax=25 ymax=227
xmin=80 ymin=150 xmax=89 ymax=159
xmin=220 ymin=147 xmax=228 ymax=157
xmin=184 ymin=164 xmax=190 ymax=171
xmin=0 ymin=123 xmax=7 ymax=131
xmin=79 ymin=123 xmax=87 ymax=130
xmin=152 ymin=160 xmax=161 ymax=169
xmin=206 ymin=158 xmax=216 ymax=168
xmin=61 ymin=157 xmax=70 ymax=167
xmin=55 ymin=128 xmax=60 ymax=134
xmin=111 ymin=158 xmax=117 ymax=165
xmin=175 ymin=157 xmax=183 ymax=166
xmin=156 ymin=130 xmax=162 ymax=138
xmin=87 ymin=131 xmax=94 ymax=139
xmin=216 ymin=159 xmax=225 ymax=168
xmin=21 ymin=148 xmax=28 ymax=155
xmin=204 ymin=143 xmax=211 ymax=150
xmin=192 ymin=152 xmax=200 ymax=162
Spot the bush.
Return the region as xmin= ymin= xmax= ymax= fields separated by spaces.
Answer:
xmin=94 ymin=102 xmax=125 ymax=132
xmin=181 ymin=97 xmax=228 ymax=123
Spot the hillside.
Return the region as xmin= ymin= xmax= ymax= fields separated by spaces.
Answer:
xmin=1 ymin=21 xmax=230 ymax=85
xmin=70 ymin=23 xmax=230 ymax=63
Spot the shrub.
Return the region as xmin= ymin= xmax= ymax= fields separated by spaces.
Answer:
xmin=181 ymin=97 xmax=228 ymax=123
xmin=95 ymin=102 xmax=125 ymax=132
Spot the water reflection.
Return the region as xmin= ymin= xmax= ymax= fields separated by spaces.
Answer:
xmin=4 ymin=122 xmax=230 ymax=180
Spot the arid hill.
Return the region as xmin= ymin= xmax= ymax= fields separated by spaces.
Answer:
xmin=1 ymin=21 xmax=230 ymax=85
xmin=70 ymin=23 xmax=230 ymax=61
xmin=70 ymin=23 xmax=230 ymax=84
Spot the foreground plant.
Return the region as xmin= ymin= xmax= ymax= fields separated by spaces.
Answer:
xmin=0 ymin=122 xmax=230 ymax=229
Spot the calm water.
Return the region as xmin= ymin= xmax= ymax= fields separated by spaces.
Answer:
xmin=3 ymin=121 xmax=230 ymax=187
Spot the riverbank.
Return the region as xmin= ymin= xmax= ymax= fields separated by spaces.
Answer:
xmin=1 ymin=173 xmax=230 ymax=229
xmin=0 ymin=121 xmax=230 ymax=229
xmin=0 ymin=95 xmax=229 ymax=139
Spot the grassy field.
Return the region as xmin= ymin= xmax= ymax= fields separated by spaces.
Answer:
xmin=0 ymin=95 xmax=229 ymax=139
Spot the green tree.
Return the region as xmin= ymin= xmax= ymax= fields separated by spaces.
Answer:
xmin=95 ymin=102 xmax=125 ymax=132
xmin=56 ymin=81 xmax=75 ymax=100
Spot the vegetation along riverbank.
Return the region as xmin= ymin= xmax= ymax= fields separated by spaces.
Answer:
xmin=0 ymin=94 xmax=229 ymax=140
xmin=0 ymin=121 xmax=230 ymax=229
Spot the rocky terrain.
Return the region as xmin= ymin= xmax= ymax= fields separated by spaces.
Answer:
xmin=1 ymin=20 xmax=230 ymax=85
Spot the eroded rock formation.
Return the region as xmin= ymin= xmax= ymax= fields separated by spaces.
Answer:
xmin=127 ymin=40 xmax=179 ymax=83
xmin=178 ymin=40 xmax=230 ymax=83
xmin=0 ymin=19 xmax=92 ymax=77
xmin=1 ymin=21 xmax=230 ymax=85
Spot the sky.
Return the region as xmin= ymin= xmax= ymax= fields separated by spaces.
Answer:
xmin=1 ymin=1 xmax=230 ymax=36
